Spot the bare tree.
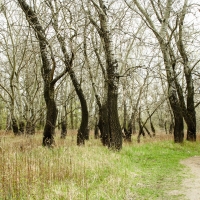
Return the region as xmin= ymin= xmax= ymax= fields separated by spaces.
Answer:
xmin=83 ymin=0 xmax=123 ymax=150
xmin=17 ymin=0 xmax=70 ymax=146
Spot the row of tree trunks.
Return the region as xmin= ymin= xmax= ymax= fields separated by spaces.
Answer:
xmin=18 ymin=0 xmax=89 ymax=146
xmin=12 ymin=116 xmax=35 ymax=135
xmin=131 ymin=0 xmax=196 ymax=143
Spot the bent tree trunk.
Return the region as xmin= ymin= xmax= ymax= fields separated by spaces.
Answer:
xmin=48 ymin=4 xmax=89 ymax=145
xmin=18 ymin=0 xmax=64 ymax=147
xmin=69 ymin=70 xmax=89 ymax=146
xmin=72 ymin=75 xmax=88 ymax=145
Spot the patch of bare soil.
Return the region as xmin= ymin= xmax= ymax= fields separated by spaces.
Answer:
xmin=169 ymin=156 xmax=200 ymax=200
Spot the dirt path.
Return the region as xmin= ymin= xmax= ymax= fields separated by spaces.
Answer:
xmin=179 ymin=156 xmax=200 ymax=200
xmin=171 ymin=156 xmax=200 ymax=200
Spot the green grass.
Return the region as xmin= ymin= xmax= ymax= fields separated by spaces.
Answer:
xmin=0 ymin=131 xmax=200 ymax=199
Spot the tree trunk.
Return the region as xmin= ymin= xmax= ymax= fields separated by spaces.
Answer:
xmin=186 ymin=115 xmax=196 ymax=141
xmin=6 ymin=114 xmax=12 ymax=131
xmin=12 ymin=117 xmax=19 ymax=135
xmin=60 ymin=118 xmax=67 ymax=139
xmin=137 ymin=122 xmax=145 ymax=143
xmin=183 ymin=67 xmax=196 ymax=141
xmin=107 ymin=86 xmax=122 ymax=150
xmin=168 ymin=89 xmax=184 ymax=143
xmin=43 ymin=87 xmax=58 ymax=146
xmin=99 ymin=0 xmax=122 ymax=150
xmin=18 ymin=0 xmax=65 ymax=147
xmin=132 ymin=115 xmax=136 ymax=134
xmin=148 ymin=112 xmax=155 ymax=136
xmin=123 ymin=127 xmax=132 ymax=142
xmin=70 ymin=99 xmax=74 ymax=130
xmin=26 ymin=120 xmax=35 ymax=135
xmin=137 ymin=107 xmax=145 ymax=143
xmin=94 ymin=122 xmax=99 ymax=139
xmin=71 ymin=76 xmax=88 ymax=146
xmin=169 ymin=123 xmax=174 ymax=134
xmin=85 ymin=128 xmax=90 ymax=140
xmin=123 ymin=101 xmax=127 ymax=130
xmin=98 ymin=102 xmax=110 ymax=146
xmin=143 ymin=123 xmax=152 ymax=138
xmin=19 ymin=121 xmax=25 ymax=134
xmin=174 ymin=78 xmax=196 ymax=141
xmin=176 ymin=0 xmax=196 ymax=141
xmin=160 ymin=41 xmax=184 ymax=143
xmin=164 ymin=121 xmax=168 ymax=134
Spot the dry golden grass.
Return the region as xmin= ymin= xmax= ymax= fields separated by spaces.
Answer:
xmin=0 ymin=130 xmax=116 ymax=199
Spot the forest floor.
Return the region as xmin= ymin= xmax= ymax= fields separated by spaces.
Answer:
xmin=169 ymin=156 xmax=200 ymax=200
xmin=1 ymin=130 xmax=200 ymax=199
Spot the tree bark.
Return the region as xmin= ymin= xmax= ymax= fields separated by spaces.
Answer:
xmin=18 ymin=0 xmax=61 ymax=147
xmin=70 ymin=99 xmax=74 ymax=130
xmin=168 ymin=88 xmax=184 ymax=142
xmin=99 ymin=0 xmax=122 ymax=150
xmin=12 ymin=117 xmax=19 ymax=135
xmin=70 ymin=71 xmax=88 ymax=145
xmin=26 ymin=120 xmax=35 ymax=135
xmin=123 ymin=101 xmax=127 ymax=130
xmin=43 ymin=86 xmax=58 ymax=146
xmin=94 ymin=122 xmax=99 ymax=139
xmin=19 ymin=121 xmax=25 ymax=134
xmin=98 ymin=102 xmax=110 ymax=146
xmin=60 ymin=118 xmax=67 ymax=139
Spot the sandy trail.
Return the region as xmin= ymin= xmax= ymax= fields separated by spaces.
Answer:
xmin=168 ymin=156 xmax=200 ymax=199
xmin=180 ymin=156 xmax=200 ymax=200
